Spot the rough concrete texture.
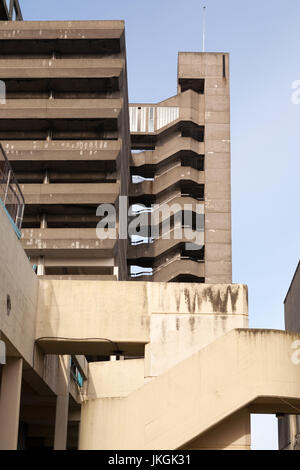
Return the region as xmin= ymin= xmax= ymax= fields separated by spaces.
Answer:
xmin=129 ymin=52 xmax=232 ymax=284
xmin=80 ymin=329 xmax=300 ymax=450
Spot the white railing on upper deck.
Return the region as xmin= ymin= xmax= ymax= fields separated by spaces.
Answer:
xmin=129 ymin=106 xmax=179 ymax=133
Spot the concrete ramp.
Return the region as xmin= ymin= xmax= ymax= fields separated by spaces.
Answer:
xmin=79 ymin=328 xmax=300 ymax=449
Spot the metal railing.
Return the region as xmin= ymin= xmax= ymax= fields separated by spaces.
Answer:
xmin=130 ymin=270 xmax=153 ymax=278
xmin=129 ymin=106 xmax=179 ymax=133
xmin=0 ymin=144 xmax=25 ymax=236
xmin=130 ymin=237 xmax=154 ymax=246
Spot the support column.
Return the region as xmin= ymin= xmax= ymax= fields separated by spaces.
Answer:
xmin=0 ymin=357 xmax=23 ymax=450
xmin=54 ymin=355 xmax=70 ymax=451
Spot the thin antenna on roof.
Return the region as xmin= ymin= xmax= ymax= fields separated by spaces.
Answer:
xmin=202 ymin=6 xmax=206 ymax=52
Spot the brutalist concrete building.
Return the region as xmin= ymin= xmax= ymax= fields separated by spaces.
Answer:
xmin=0 ymin=19 xmax=130 ymax=281
xmin=0 ymin=1 xmax=300 ymax=451
xmin=278 ymin=261 xmax=300 ymax=450
xmin=0 ymin=3 xmax=231 ymax=286
xmin=128 ymin=53 xmax=231 ymax=284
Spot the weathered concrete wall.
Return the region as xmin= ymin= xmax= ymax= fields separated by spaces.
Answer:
xmin=36 ymin=280 xmax=151 ymax=355
xmin=129 ymin=52 xmax=232 ymax=284
xmin=178 ymin=52 xmax=232 ymax=283
xmin=79 ymin=329 xmax=300 ymax=450
xmin=181 ymin=409 xmax=251 ymax=450
xmin=145 ymin=283 xmax=248 ymax=376
xmin=87 ymin=360 xmax=145 ymax=399
xmin=0 ymin=204 xmax=38 ymax=364
xmin=36 ymin=281 xmax=247 ymax=359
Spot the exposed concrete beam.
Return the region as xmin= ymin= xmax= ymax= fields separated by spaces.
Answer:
xmin=0 ymin=98 xmax=122 ymax=120
xmin=0 ymin=58 xmax=124 ymax=79
xmin=4 ymin=140 xmax=121 ymax=162
xmin=21 ymin=182 xmax=119 ymax=205
xmin=22 ymin=228 xmax=116 ymax=256
xmin=0 ymin=20 xmax=125 ymax=40
xmin=35 ymin=280 xmax=248 ymax=356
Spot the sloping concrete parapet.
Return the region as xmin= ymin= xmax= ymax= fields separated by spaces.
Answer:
xmin=128 ymin=228 xmax=205 ymax=260
xmin=130 ymin=90 xmax=205 ymax=135
xmin=131 ymin=136 xmax=204 ymax=168
xmin=79 ymin=329 xmax=300 ymax=450
xmin=130 ymin=166 xmax=204 ymax=197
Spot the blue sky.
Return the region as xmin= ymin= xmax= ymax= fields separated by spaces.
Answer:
xmin=22 ymin=0 xmax=300 ymax=450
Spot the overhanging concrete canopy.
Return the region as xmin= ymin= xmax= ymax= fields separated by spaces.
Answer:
xmin=35 ymin=280 xmax=248 ymax=356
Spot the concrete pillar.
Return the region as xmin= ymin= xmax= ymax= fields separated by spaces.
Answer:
xmin=0 ymin=357 xmax=23 ymax=450
xmin=54 ymin=355 xmax=70 ymax=450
